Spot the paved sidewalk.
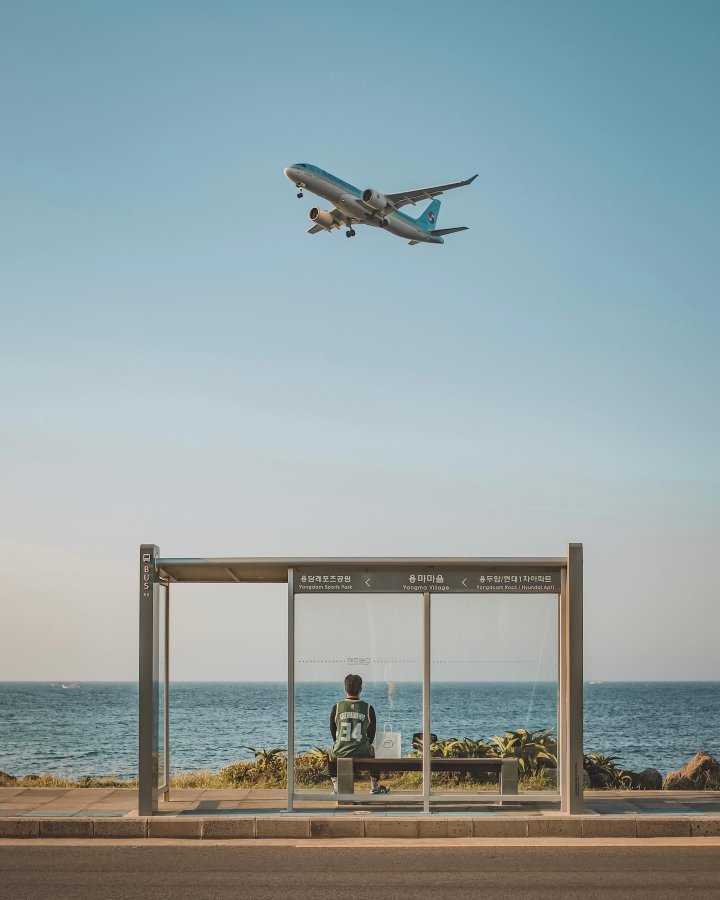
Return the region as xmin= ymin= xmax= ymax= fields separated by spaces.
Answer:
xmin=3 ymin=787 xmax=720 ymax=817
xmin=3 ymin=788 xmax=720 ymax=839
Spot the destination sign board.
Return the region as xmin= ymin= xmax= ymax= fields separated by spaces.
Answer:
xmin=294 ymin=568 xmax=561 ymax=594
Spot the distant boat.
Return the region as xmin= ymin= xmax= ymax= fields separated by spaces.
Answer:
xmin=588 ymin=681 xmax=603 ymax=685
xmin=61 ymin=682 xmax=80 ymax=689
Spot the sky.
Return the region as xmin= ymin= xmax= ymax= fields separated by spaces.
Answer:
xmin=1 ymin=0 xmax=718 ymax=682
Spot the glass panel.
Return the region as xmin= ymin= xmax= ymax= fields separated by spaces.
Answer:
xmin=430 ymin=593 xmax=559 ymax=801
xmin=294 ymin=592 xmax=423 ymax=805
xmin=170 ymin=584 xmax=287 ymax=811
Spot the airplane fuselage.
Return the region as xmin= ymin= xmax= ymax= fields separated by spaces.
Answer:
xmin=284 ymin=164 xmax=445 ymax=244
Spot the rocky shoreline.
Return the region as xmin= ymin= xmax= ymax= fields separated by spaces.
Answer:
xmin=581 ymin=750 xmax=720 ymax=791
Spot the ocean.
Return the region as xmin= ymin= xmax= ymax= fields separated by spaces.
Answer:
xmin=0 ymin=681 xmax=718 ymax=779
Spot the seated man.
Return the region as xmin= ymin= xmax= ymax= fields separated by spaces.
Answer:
xmin=329 ymin=673 xmax=389 ymax=795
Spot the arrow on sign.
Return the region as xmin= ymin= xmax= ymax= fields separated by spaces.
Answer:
xmin=462 ymin=578 xmax=468 ymax=587
xmin=365 ymin=577 xmax=372 ymax=587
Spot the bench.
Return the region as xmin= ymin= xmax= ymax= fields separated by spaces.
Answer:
xmin=336 ymin=756 xmax=519 ymax=799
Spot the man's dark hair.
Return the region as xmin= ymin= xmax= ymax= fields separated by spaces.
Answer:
xmin=344 ymin=673 xmax=363 ymax=696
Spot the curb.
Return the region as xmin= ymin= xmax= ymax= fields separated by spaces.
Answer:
xmin=1 ymin=815 xmax=719 ymax=840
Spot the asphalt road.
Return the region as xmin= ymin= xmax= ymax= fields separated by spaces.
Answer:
xmin=2 ymin=842 xmax=720 ymax=899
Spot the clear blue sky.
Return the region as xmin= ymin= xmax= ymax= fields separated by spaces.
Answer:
xmin=1 ymin=1 xmax=718 ymax=680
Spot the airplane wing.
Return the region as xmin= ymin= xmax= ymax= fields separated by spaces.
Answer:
xmin=307 ymin=207 xmax=353 ymax=234
xmin=386 ymin=174 xmax=478 ymax=210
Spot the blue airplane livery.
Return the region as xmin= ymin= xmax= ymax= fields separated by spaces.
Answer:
xmin=284 ymin=164 xmax=477 ymax=246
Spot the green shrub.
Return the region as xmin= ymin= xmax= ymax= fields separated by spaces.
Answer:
xmin=410 ymin=729 xmax=557 ymax=775
xmin=220 ymin=748 xmax=291 ymax=788
xmin=583 ymin=752 xmax=633 ymax=789
xmin=76 ymin=775 xmax=134 ymax=788
xmin=294 ymin=752 xmax=328 ymax=787
xmin=489 ymin=728 xmax=558 ymax=774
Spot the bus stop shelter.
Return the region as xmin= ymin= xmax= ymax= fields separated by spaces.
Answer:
xmin=139 ymin=545 xmax=583 ymax=816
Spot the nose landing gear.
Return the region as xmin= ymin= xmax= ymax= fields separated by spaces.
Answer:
xmin=296 ymin=184 xmax=304 ymax=198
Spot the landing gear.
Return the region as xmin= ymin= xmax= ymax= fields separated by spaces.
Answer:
xmin=379 ymin=218 xmax=388 ymax=228
xmin=296 ymin=184 xmax=304 ymax=198
xmin=345 ymin=228 xmax=356 ymax=238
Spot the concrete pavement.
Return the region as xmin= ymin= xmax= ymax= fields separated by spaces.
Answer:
xmin=4 ymin=813 xmax=720 ymax=839
xmin=4 ymin=788 xmax=720 ymax=840
xmin=4 ymin=786 xmax=720 ymax=817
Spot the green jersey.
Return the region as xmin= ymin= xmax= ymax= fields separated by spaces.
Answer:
xmin=332 ymin=699 xmax=372 ymax=757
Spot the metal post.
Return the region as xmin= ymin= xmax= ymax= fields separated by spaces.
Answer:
xmin=567 ymin=544 xmax=584 ymax=813
xmin=423 ymin=591 xmax=431 ymax=814
xmin=560 ymin=544 xmax=583 ymax=814
xmin=138 ymin=544 xmax=159 ymax=816
xmin=163 ymin=583 xmax=170 ymax=799
xmin=558 ymin=568 xmax=567 ymax=809
xmin=287 ymin=568 xmax=295 ymax=812
xmin=556 ymin=572 xmax=563 ymax=803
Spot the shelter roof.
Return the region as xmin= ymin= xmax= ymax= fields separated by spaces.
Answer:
xmin=156 ymin=557 xmax=567 ymax=584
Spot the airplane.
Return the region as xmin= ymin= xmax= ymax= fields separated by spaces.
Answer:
xmin=284 ymin=163 xmax=477 ymax=246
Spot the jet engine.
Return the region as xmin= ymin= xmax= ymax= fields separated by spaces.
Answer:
xmin=309 ymin=207 xmax=334 ymax=227
xmin=362 ymin=188 xmax=390 ymax=212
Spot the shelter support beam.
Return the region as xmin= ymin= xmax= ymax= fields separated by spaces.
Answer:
xmin=162 ymin=583 xmax=170 ymax=799
xmin=287 ymin=568 xmax=295 ymax=812
xmin=423 ymin=591 xmax=431 ymax=813
xmin=560 ymin=543 xmax=583 ymax=813
xmin=138 ymin=544 xmax=160 ymax=817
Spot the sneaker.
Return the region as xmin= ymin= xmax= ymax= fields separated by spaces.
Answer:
xmin=370 ymin=785 xmax=390 ymax=794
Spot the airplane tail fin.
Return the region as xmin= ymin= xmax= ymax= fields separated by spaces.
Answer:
xmin=416 ymin=199 xmax=441 ymax=231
